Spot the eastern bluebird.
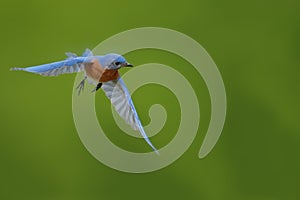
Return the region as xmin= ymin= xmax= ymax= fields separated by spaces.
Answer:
xmin=11 ymin=49 xmax=159 ymax=154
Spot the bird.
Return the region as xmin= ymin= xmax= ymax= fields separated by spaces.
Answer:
xmin=11 ymin=49 xmax=159 ymax=154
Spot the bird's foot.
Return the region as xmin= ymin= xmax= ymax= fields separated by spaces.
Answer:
xmin=91 ymin=82 xmax=102 ymax=93
xmin=76 ymin=77 xmax=87 ymax=96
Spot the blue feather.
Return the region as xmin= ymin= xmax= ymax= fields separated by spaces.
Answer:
xmin=117 ymin=78 xmax=159 ymax=154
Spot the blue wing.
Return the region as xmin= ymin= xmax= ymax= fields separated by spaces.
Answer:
xmin=102 ymin=77 xmax=159 ymax=154
xmin=10 ymin=49 xmax=93 ymax=76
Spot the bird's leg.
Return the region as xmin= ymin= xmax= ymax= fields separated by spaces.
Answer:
xmin=91 ymin=82 xmax=102 ymax=93
xmin=76 ymin=76 xmax=87 ymax=96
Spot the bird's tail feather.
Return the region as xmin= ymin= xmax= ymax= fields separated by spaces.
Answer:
xmin=82 ymin=48 xmax=93 ymax=57
xmin=65 ymin=52 xmax=78 ymax=59
xmin=65 ymin=48 xmax=93 ymax=58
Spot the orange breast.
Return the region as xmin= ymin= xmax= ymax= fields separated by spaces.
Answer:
xmin=84 ymin=59 xmax=119 ymax=83
xmin=99 ymin=69 xmax=119 ymax=82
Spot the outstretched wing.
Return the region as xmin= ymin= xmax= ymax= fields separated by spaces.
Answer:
xmin=10 ymin=49 xmax=93 ymax=76
xmin=102 ymin=77 xmax=159 ymax=154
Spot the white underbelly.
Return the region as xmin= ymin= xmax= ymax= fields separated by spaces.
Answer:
xmin=84 ymin=71 xmax=99 ymax=85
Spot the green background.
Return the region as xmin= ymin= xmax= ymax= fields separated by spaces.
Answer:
xmin=0 ymin=0 xmax=299 ymax=199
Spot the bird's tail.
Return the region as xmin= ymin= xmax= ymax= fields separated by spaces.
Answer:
xmin=65 ymin=48 xmax=93 ymax=59
xmin=82 ymin=48 xmax=93 ymax=57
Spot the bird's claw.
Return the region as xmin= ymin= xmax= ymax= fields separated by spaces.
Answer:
xmin=76 ymin=77 xmax=87 ymax=96
xmin=91 ymin=82 xmax=102 ymax=93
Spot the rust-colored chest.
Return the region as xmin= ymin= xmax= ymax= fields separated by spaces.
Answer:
xmin=84 ymin=59 xmax=119 ymax=83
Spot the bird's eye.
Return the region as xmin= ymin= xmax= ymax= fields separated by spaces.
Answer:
xmin=114 ymin=62 xmax=121 ymax=66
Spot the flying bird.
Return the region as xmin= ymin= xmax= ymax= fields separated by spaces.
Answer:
xmin=11 ymin=49 xmax=159 ymax=154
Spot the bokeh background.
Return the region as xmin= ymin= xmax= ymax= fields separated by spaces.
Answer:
xmin=0 ymin=0 xmax=299 ymax=199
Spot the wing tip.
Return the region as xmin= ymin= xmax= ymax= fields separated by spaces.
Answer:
xmin=10 ymin=67 xmax=24 ymax=71
xmin=154 ymin=149 xmax=160 ymax=155
xmin=148 ymin=142 xmax=160 ymax=155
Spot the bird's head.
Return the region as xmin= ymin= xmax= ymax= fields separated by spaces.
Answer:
xmin=103 ymin=53 xmax=133 ymax=70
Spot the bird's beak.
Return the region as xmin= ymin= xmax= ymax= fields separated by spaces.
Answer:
xmin=123 ymin=62 xmax=133 ymax=67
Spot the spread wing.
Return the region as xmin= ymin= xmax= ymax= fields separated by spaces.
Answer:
xmin=102 ymin=77 xmax=159 ymax=154
xmin=10 ymin=49 xmax=93 ymax=76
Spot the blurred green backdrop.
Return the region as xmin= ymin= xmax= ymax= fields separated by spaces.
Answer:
xmin=0 ymin=0 xmax=299 ymax=199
